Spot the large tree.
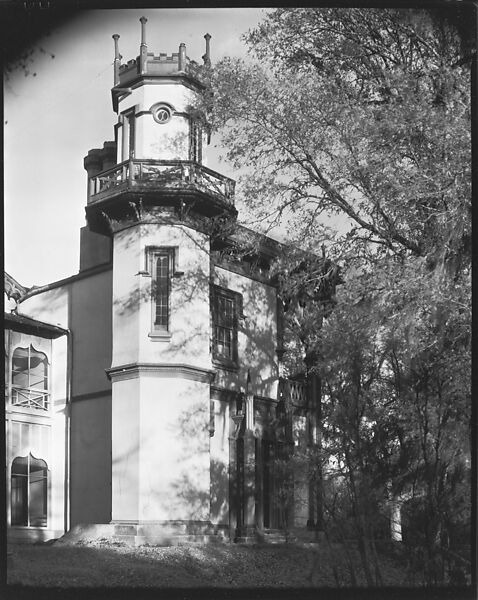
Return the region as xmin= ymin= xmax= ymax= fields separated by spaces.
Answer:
xmin=206 ymin=7 xmax=471 ymax=264
xmin=204 ymin=7 xmax=472 ymax=585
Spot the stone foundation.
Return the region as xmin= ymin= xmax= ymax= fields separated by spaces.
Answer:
xmin=57 ymin=520 xmax=224 ymax=547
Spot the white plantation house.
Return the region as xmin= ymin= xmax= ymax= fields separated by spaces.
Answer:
xmin=5 ymin=18 xmax=328 ymax=545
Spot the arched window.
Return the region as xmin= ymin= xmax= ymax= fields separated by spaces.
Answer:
xmin=11 ymin=345 xmax=49 ymax=410
xmin=11 ymin=454 xmax=48 ymax=527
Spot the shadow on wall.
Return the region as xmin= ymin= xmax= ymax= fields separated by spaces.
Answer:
xmin=109 ymin=391 xmax=229 ymax=524
xmin=112 ymin=222 xmax=280 ymax=394
xmin=172 ymin=397 xmax=230 ymax=523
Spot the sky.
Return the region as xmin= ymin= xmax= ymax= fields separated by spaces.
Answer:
xmin=4 ymin=8 xmax=268 ymax=287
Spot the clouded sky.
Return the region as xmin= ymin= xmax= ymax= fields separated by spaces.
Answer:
xmin=4 ymin=8 xmax=267 ymax=287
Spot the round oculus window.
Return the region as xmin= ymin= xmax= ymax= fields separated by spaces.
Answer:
xmin=152 ymin=105 xmax=172 ymax=124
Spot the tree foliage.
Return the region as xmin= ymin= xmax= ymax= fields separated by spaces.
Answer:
xmin=205 ymin=7 xmax=472 ymax=585
xmin=206 ymin=7 xmax=471 ymax=266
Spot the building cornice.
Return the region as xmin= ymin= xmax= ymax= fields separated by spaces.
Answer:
xmin=106 ymin=362 xmax=216 ymax=383
xmin=4 ymin=312 xmax=68 ymax=339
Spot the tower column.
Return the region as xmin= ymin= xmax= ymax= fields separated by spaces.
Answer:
xmin=82 ymin=18 xmax=237 ymax=545
xmin=235 ymin=389 xmax=257 ymax=541
xmin=107 ymin=222 xmax=216 ymax=545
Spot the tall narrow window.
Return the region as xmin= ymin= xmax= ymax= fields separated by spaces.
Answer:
xmin=128 ymin=112 xmax=136 ymax=158
xmin=190 ymin=120 xmax=202 ymax=163
xmin=11 ymin=346 xmax=49 ymax=411
xmin=211 ymin=286 xmax=241 ymax=367
xmin=146 ymin=246 xmax=178 ymax=338
xmin=11 ymin=454 xmax=48 ymax=527
xmin=154 ymin=254 xmax=170 ymax=331
xmin=121 ymin=109 xmax=136 ymax=161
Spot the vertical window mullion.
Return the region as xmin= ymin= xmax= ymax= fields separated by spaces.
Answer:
xmin=27 ymin=347 xmax=31 ymax=392
xmin=212 ymin=287 xmax=239 ymax=364
xmin=155 ymin=255 xmax=168 ymax=329
xmin=151 ymin=250 xmax=173 ymax=334
xmin=27 ymin=454 xmax=30 ymax=527
xmin=128 ymin=112 xmax=135 ymax=159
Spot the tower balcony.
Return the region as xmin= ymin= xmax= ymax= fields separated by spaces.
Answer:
xmin=87 ymin=158 xmax=236 ymax=207
xmin=278 ymin=378 xmax=307 ymax=409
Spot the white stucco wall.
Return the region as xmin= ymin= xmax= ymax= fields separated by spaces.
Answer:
xmin=111 ymin=375 xmax=211 ymax=522
xmin=213 ymin=266 xmax=279 ymax=399
xmin=116 ymin=83 xmax=207 ymax=163
xmin=111 ymin=223 xmax=211 ymax=370
xmin=70 ymin=270 xmax=112 ymax=397
xmin=15 ymin=269 xmax=114 ymax=530
xmin=209 ymin=398 xmax=230 ymax=526
xmin=18 ymin=285 xmax=69 ymax=330
xmin=70 ymin=394 xmax=112 ymax=526
xmin=6 ymin=331 xmax=68 ymax=539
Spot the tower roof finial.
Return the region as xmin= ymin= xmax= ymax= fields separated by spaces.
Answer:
xmin=203 ymin=33 xmax=211 ymax=66
xmin=140 ymin=15 xmax=148 ymax=44
xmin=139 ymin=17 xmax=148 ymax=74
xmin=112 ymin=34 xmax=121 ymax=86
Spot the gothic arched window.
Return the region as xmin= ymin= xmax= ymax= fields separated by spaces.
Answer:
xmin=11 ymin=345 xmax=49 ymax=411
xmin=11 ymin=454 xmax=48 ymax=527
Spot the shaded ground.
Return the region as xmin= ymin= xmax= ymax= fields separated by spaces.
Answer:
xmin=8 ymin=538 xmax=417 ymax=589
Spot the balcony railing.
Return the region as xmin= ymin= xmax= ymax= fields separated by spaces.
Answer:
xmin=11 ymin=387 xmax=49 ymax=411
xmin=278 ymin=378 xmax=307 ymax=408
xmin=88 ymin=159 xmax=235 ymax=206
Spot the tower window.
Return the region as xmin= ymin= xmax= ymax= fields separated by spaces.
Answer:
xmin=144 ymin=247 xmax=179 ymax=337
xmin=211 ymin=286 xmax=242 ymax=368
xmin=151 ymin=103 xmax=172 ymax=124
xmin=11 ymin=346 xmax=49 ymax=411
xmin=11 ymin=454 xmax=48 ymax=528
xmin=190 ymin=120 xmax=202 ymax=163
xmin=154 ymin=253 xmax=170 ymax=331
xmin=120 ymin=108 xmax=136 ymax=161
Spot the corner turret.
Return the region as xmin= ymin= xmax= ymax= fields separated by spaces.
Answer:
xmin=84 ymin=17 xmax=235 ymax=237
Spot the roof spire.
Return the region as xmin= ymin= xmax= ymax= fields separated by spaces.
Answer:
xmin=139 ymin=16 xmax=148 ymax=74
xmin=178 ymin=43 xmax=186 ymax=71
xmin=112 ymin=34 xmax=121 ymax=85
xmin=203 ymin=33 xmax=211 ymax=66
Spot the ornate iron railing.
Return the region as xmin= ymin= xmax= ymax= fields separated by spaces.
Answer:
xmin=278 ymin=378 xmax=307 ymax=408
xmin=88 ymin=159 xmax=235 ymax=205
xmin=11 ymin=387 xmax=49 ymax=411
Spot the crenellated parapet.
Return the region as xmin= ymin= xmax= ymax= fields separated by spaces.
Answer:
xmin=84 ymin=17 xmax=234 ymax=236
xmin=111 ymin=17 xmax=211 ymax=111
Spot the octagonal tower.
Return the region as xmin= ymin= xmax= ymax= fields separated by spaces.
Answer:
xmin=82 ymin=18 xmax=236 ymax=545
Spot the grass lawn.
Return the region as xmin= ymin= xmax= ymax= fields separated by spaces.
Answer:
xmin=7 ymin=538 xmax=414 ymax=589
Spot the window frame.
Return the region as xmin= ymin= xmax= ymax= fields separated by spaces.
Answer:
xmin=10 ymin=453 xmax=49 ymax=528
xmin=143 ymin=246 xmax=181 ymax=339
xmin=189 ymin=119 xmax=203 ymax=164
xmin=120 ymin=107 xmax=136 ymax=161
xmin=152 ymin=252 xmax=171 ymax=332
xmin=11 ymin=345 xmax=50 ymax=412
xmin=211 ymin=285 xmax=242 ymax=370
xmin=151 ymin=102 xmax=173 ymax=125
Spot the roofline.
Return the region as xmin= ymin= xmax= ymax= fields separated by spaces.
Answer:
xmin=5 ymin=312 xmax=68 ymax=339
xmin=19 ymin=263 xmax=112 ymax=303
